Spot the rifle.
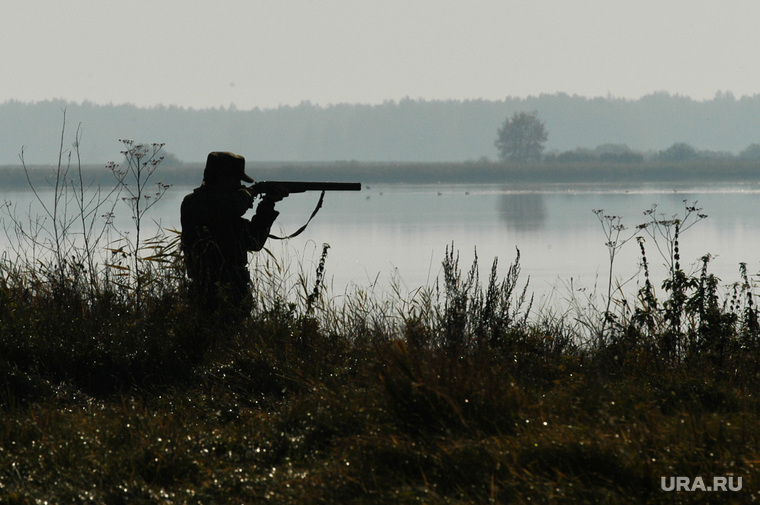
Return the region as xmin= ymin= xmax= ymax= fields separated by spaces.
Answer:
xmin=247 ymin=180 xmax=361 ymax=196
xmin=246 ymin=180 xmax=361 ymax=239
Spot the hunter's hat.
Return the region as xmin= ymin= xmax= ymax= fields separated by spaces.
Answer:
xmin=203 ymin=151 xmax=254 ymax=183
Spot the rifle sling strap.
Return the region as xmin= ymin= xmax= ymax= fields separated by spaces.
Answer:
xmin=268 ymin=191 xmax=326 ymax=240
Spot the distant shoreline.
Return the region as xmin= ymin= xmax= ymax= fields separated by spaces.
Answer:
xmin=2 ymin=159 xmax=760 ymax=190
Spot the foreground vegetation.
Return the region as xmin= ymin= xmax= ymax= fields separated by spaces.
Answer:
xmin=2 ymin=225 xmax=760 ymax=503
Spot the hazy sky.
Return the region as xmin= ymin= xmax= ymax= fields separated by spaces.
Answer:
xmin=3 ymin=0 xmax=759 ymax=110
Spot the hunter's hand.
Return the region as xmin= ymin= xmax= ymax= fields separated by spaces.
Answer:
xmin=263 ymin=184 xmax=290 ymax=202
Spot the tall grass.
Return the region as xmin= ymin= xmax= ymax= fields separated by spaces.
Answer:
xmin=2 ymin=131 xmax=760 ymax=502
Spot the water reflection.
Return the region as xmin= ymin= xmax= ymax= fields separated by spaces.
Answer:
xmin=498 ymin=192 xmax=547 ymax=231
xmin=4 ymin=183 xmax=760 ymax=302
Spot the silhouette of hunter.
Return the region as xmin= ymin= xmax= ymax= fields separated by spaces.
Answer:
xmin=181 ymin=152 xmax=286 ymax=315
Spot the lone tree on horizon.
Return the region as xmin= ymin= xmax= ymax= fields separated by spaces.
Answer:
xmin=495 ymin=111 xmax=548 ymax=162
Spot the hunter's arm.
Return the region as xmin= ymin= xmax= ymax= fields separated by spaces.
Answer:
xmin=246 ymin=197 xmax=279 ymax=251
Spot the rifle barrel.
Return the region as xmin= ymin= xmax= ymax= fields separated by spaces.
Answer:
xmin=250 ymin=181 xmax=361 ymax=195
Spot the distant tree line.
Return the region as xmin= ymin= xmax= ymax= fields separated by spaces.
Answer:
xmin=494 ymin=109 xmax=760 ymax=165
xmin=5 ymin=92 xmax=760 ymax=165
xmin=543 ymin=141 xmax=760 ymax=164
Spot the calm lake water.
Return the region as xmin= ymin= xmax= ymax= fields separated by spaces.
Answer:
xmin=5 ymin=181 xmax=760 ymax=307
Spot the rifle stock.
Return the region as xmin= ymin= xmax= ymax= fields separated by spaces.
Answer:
xmin=248 ymin=180 xmax=361 ymax=196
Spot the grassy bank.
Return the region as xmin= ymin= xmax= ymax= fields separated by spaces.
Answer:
xmin=1 ymin=231 xmax=759 ymax=504
xmin=5 ymin=157 xmax=760 ymax=189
